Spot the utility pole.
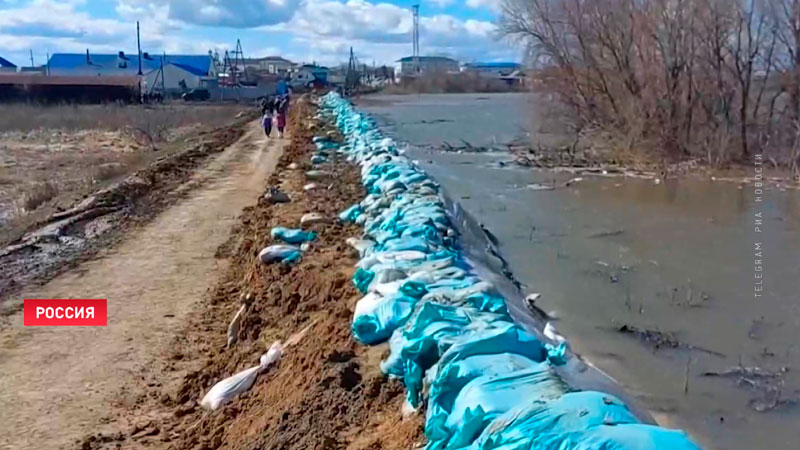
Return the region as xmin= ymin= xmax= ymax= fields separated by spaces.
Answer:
xmin=346 ymin=46 xmax=359 ymax=95
xmin=161 ymin=52 xmax=166 ymax=97
xmin=29 ymin=49 xmax=34 ymax=68
xmin=136 ymin=21 xmax=143 ymax=76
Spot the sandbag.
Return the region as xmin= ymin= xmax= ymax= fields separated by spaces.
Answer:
xmin=200 ymin=342 xmax=283 ymax=410
xmin=271 ymin=227 xmax=317 ymax=245
xmin=339 ymin=204 xmax=363 ymax=223
xmin=305 ymin=170 xmax=330 ymax=181
xmin=529 ymin=423 xmax=702 ymax=450
xmin=300 ymin=213 xmax=329 ymax=226
xmin=467 ymin=391 xmax=639 ymax=450
xmin=259 ymin=245 xmax=302 ymax=265
xmin=352 ymin=293 xmax=418 ymax=345
xmin=317 ymin=92 xmax=702 ymax=450
xmin=346 ymin=237 xmax=375 ymax=257
xmin=428 ymin=363 xmax=568 ymax=450
xmin=227 ymin=304 xmax=247 ymax=348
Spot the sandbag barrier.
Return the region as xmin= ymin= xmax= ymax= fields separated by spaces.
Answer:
xmin=316 ymin=92 xmax=701 ymax=450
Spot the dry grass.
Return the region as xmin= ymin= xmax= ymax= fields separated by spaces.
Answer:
xmin=0 ymin=103 xmax=241 ymax=140
xmin=0 ymin=103 xmax=246 ymax=246
xmin=20 ymin=181 xmax=59 ymax=212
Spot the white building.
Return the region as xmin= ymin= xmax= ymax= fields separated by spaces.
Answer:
xmin=461 ymin=62 xmax=522 ymax=78
xmin=395 ymin=56 xmax=459 ymax=79
xmin=243 ymin=56 xmax=296 ymax=75
xmin=144 ymin=62 xmax=209 ymax=94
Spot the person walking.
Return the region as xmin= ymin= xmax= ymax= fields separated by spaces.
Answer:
xmin=276 ymin=95 xmax=289 ymax=138
xmin=262 ymin=96 xmax=275 ymax=138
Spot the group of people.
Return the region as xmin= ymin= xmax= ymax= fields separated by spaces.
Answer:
xmin=261 ymin=95 xmax=290 ymax=139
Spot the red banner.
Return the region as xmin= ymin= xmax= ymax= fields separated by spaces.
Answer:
xmin=23 ymin=299 xmax=107 ymax=326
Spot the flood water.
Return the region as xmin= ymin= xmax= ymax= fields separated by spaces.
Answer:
xmin=359 ymin=94 xmax=800 ymax=450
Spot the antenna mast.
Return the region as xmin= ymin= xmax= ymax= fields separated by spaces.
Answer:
xmin=232 ymin=39 xmax=248 ymax=84
xmin=412 ymin=4 xmax=420 ymax=73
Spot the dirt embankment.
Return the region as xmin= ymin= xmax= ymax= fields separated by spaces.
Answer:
xmin=0 ymin=112 xmax=255 ymax=305
xmin=82 ymin=98 xmax=424 ymax=450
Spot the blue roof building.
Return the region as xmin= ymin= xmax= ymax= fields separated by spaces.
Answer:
xmin=0 ymin=56 xmax=17 ymax=71
xmin=47 ymin=52 xmax=216 ymax=77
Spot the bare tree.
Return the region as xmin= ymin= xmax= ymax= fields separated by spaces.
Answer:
xmin=502 ymin=0 xmax=793 ymax=166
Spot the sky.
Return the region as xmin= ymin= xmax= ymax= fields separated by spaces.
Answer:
xmin=0 ymin=0 xmax=518 ymax=68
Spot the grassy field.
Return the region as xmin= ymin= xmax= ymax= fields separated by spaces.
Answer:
xmin=0 ymin=103 xmax=245 ymax=245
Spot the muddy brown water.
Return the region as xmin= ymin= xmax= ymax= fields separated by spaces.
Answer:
xmin=0 ymin=121 xmax=282 ymax=450
xmin=360 ymin=93 xmax=800 ymax=450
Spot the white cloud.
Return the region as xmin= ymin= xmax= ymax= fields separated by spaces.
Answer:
xmin=465 ymin=0 xmax=502 ymax=13
xmin=118 ymin=0 xmax=301 ymax=28
xmin=0 ymin=0 xmax=516 ymax=68
xmin=0 ymin=0 xmax=136 ymax=63
xmin=268 ymin=0 xmax=509 ymax=65
xmin=429 ymin=0 xmax=455 ymax=7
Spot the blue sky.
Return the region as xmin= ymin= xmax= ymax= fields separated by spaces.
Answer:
xmin=0 ymin=0 xmax=517 ymax=68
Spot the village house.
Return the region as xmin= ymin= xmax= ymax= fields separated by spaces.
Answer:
xmin=46 ymin=51 xmax=217 ymax=95
xmin=242 ymin=56 xmax=296 ymax=75
xmin=291 ymin=64 xmax=329 ymax=89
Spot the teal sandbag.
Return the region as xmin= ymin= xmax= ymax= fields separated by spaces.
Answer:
xmin=401 ymin=221 xmax=441 ymax=242
xmin=352 ymin=294 xmax=418 ymax=345
xmin=466 ymin=391 xmax=639 ymax=450
xmin=339 ymin=204 xmax=363 ymax=223
xmin=319 ymin=92 xmax=703 ymax=450
xmin=382 ymin=237 xmax=436 ymax=253
xmin=461 ymin=293 xmax=509 ymax=315
xmin=353 ymin=267 xmax=375 ymax=294
xmin=427 ymin=363 xmax=568 ymax=450
xmin=380 ymin=302 xmax=512 ymax=407
xmin=426 ymin=353 xmax=541 ymax=446
xmin=529 ymin=423 xmax=702 ymax=450
xmin=314 ymin=139 xmax=340 ymax=151
xmin=424 ymin=324 xmax=549 ymax=437
xmin=434 ymin=323 xmax=548 ymax=375
xmin=381 ymin=302 xmax=475 ymax=378
xmin=270 ymin=227 xmax=317 ymax=245
xmin=399 ymin=280 xmax=429 ymax=299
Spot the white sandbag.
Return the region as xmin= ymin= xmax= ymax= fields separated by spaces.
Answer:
xmin=544 ymin=322 xmax=567 ymax=344
xmin=353 ymin=291 xmax=384 ymax=318
xmin=300 ymin=213 xmax=329 ymax=226
xmin=227 ymin=304 xmax=247 ymax=348
xmin=305 ymin=170 xmax=330 ymax=181
xmin=200 ymin=341 xmax=284 ymax=410
xmin=374 ymin=268 xmax=407 ymax=284
xmin=371 ymin=280 xmax=405 ymax=297
xmin=259 ymin=245 xmax=302 ymax=264
xmin=346 ymin=237 xmax=375 ymax=257
xmin=200 ymin=366 xmax=261 ymax=411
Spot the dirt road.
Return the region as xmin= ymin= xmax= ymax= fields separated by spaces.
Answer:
xmin=0 ymin=120 xmax=282 ymax=450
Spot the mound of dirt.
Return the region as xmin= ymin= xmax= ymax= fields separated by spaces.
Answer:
xmin=81 ymin=97 xmax=424 ymax=450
